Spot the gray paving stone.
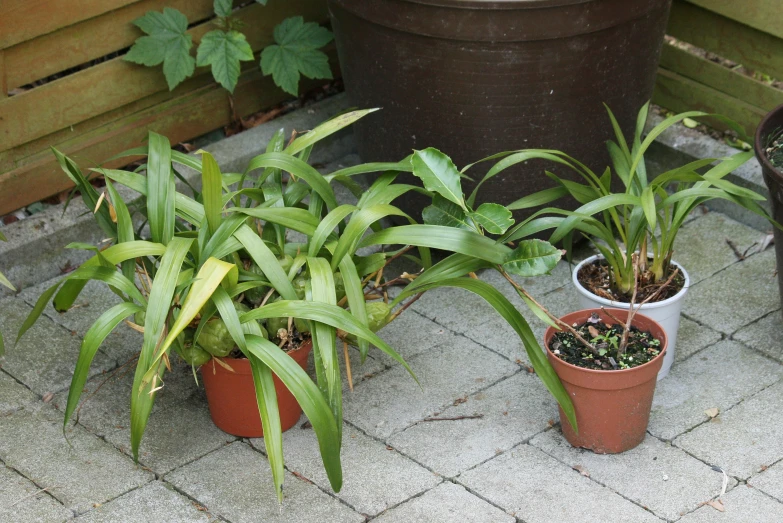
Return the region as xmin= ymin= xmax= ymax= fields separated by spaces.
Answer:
xmin=0 ymin=464 xmax=72 ymax=523
xmin=676 ymin=317 xmax=723 ymax=362
xmin=672 ymin=213 xmax=768 ymax=285
xmin=0 ymin=404 xmax=152 ymax=514
xmin=72 ymin=481 xmax=211 ymax=522
xmin=0 ymin=370 xmax=37 ymax=415
xmin=675 ymin=380 xmax=783 ymax=480
xmin=530 ymin=428 xmax=734 ymax=521
xmin=166 ymin=442 xmax=363 ymax=523
xmin=343 ymin=335 xmax=518 ymax=439
xmin=376 ymin=309 xmax=452 ymax=362
xmin=678 ymin=484 xmax=783 ymax=523
xmin=749 ymin=459 xmax=783 ymax=502
xmin=734 ymin=310 xmax=783 ymax=362
xmin=372 ymin=482 xmax=515 ymax=523
xmin=20 ymin=279 xmax=144 ymax=366
xmin=252 ymin=424 xmax=439 ymax=516
xmin=684 ymin=249 xmax=779 ymax=334
xmin=458 ymin=444 xmax=662 ymax=523
xmin=649 ymin=340 xmax=783 ymax=441
xmin=328 ymin=342 xmax=388 ymax=391
xmin=0 ymin=297 xmax=115 ymax=396
xmin=388 ymin=372 xmax=555 ymax=477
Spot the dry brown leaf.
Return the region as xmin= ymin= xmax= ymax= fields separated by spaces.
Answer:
xmin=573 ymin=465 xmax=590 ymax=477
xmin=42 ymin=392 xmax=54 ymax=403
xmin=706 ymin=499 xmax=725 ymax=512
xmin=588 ymin=325 xmax=600 ymax=338
xmin=705 ymin=407 xmax=719 ymax=418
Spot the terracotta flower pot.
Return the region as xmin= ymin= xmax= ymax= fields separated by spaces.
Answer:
xmin=544 ymin=309 xmax=667 ymax=453
xmin=201 ymin=340 xmax=312 ymax=438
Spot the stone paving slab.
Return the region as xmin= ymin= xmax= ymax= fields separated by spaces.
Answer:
xmin=458 ymin=444 xmax=663 ymax=522
xmin=387 ymin=372 xmax=555 ymax=478
xmin=0 ymin=370 xmax=37 ymax=415
xmin=372 ymin=482 xmax=515 ymax=523
xmin=749 ymin=459 xmax=783 ymax=502
xmin=166 ymin=442 xmax=364 ymax=523
xmin=678 ymin=484 xmax=783 ymax=523
xmin=0 ymin=464 xmax=72 ymax=523
xmin=734 ymin=310 xmax=783 ymax=362
xmin=20 ymin=279 xmax=144 ymax=366
xmin=376 ymin=309 xmax=452 ymax=363
xmin=71 ymin=481 xmax=213 ymax=523
xmin=672 ymin=212 xmax=768 ymax=285
xmin=685 ymin=249 xmax=779 ymax=334
xmin=0 ymin=403 xmax=152 ymax=514
xmin=530 ymin=428 xmax=734 ymax=521
xmin=675 ymin=380 xmax=783 ymax=480
xmin=343 ymin=334 xmax=518 ymax=440
xmin=675 ymin=317 xmax=723 ymax=362
xmin=252 ymin=424 xmax=440 ymax=516
xmin=649 ymin=340 xmax=783 ymax=441
xmin=0 ymin=297 xmax=115 ymax=396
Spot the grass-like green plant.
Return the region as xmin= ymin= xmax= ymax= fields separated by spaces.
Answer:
xmin=476 ymin=103 xmax=775 ymax=299
xmin=15 ymin=110 xmax=576 ymax=502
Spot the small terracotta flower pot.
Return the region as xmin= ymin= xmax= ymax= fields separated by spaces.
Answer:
xmin=544 ymin=309 xmax=667 ymax=453
xmin=201 ymin=340 xmax=312 ymax=438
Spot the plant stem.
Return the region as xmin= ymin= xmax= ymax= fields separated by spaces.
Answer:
xmin=498 ymin=267 xmax=601 ymax=356
xmin=387 ymin=292 xmax=424 ymax=324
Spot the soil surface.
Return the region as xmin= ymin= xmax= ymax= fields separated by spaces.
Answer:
xmin=549 ymin=314 xmax=663 ymax=371
xmin=764 ymin=128 xmax=783 ymax=170
xmin=577 ymin=259 xmax=685 ymax=304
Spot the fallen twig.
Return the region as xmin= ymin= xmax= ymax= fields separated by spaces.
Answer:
xmin=422 ymin=414 xmax=484 ymax=422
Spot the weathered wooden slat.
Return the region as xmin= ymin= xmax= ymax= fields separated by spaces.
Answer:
xmin=653 ymin=68 xmax=768 ymax=136
xmin=668 ymin=0 xmax=783 ymax=80
xmin=5 ymin=0 xmax=215 ymax=90
xmin=0 ymin=50 xmax=339 ymax=216
xmin=1 ymin=0 xmax=139 ymax=50
xmin=660 ymin=44 xmax=783 ymax=112
xmin=0 ymin=0 xmax=328 ymax=153
xmin=685 ymin=0 xmax=782 ymax=41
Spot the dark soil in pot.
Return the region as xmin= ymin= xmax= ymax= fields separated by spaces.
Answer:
xmin=576 ymin=258 xmax=686 ymax=303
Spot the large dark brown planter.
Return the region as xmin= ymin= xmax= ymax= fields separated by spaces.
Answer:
xmin=201 ymin=340 xmax=312 ymax=437
xmin=328 ymin=0 xmax=673 ymax=220
xmin=544 ymin=309 xmax=667 ymax=453
xmin=754 ymin=103 xmax=783 ymax=310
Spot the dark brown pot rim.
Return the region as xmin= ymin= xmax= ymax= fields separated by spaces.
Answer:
xmin=201 ymin=339 xmax=312 ymax=376
xmin=755 ymin=102 xmax=783 ymax=182
xmin=544 ymin=308 xmax=668 ymax=376
xmin=397 ymin=0 xmax=589 ymax=9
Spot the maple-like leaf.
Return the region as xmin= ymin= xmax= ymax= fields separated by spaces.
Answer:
xmin=197 ymin=30 xmax=254 ymax=93
xmin=260 ymin=16 xmax=333 ymax=95
xmin=125 ymin=8 xmax=195 ymax=91
xmin=213 ymin=0 xmax=232 ymax=17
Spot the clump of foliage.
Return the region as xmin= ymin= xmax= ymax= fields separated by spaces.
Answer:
xmin=125 ymin=1 xmax=333 ymax=95
xmin=765 ymin=128 xmax=783 ymax=170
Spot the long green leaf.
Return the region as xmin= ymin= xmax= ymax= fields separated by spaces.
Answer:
xmin=234 ymin=226 xmax=297 ymax=300
xmin=146 ymin=132 xmax=176 ymax=244
xmin=309 ymin=205 xmax=357 ymax=257
xmin=331 ymin=205 xmax=408 ymax=271
xmin=244 ymin=152 xmax=338 ymax=210
xmin=200 ymin=151 xmax=224 ymax=236
xmin=285 ymin=109 xmax=379 ymax=155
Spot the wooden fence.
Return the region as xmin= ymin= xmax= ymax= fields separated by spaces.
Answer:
xmin=654 ymin=0 xmax=783 ymax=137
xmin=0 ymin=0 xmax=333 ymax=216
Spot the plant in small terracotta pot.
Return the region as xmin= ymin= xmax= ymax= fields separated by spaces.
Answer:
xmin=474 ymin=102 xmax=776 ymax=379
xmin=16 ymin=110 xmax=438 ymax=502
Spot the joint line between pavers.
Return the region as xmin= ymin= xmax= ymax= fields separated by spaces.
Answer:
xmin=362 ymin=482 xmax=446 ymax=522
xmin=158 ymin=478 xmax=224 ymax=522
xmin=242 ymin=440 xmax=372 ymax=519
xmin=747 ymin=459 xmax=783 ymax=506
xmin=70 ymin=481 xmax=157 ymax=518
xmin=0 ymin=453 xmax=76 ymax=518
xmin=728 ymin=308 xmax=783 ymax=360
xmin=450 ymin=467 xmax=540 ymax=523
xmin=0 ymin=367 xmax=40 ymax=404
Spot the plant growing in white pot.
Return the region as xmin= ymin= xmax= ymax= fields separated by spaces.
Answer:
xmin=465 ymin=102 xmax=776 ymax=379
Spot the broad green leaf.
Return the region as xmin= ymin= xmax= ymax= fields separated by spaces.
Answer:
xmin=502 ymin=239 xmax=562 ymax=277
xmin=196 ymin=30 xmax=254 ymax=93
xmin=260 ymin=16 xmax=334 ymax=95
xmin=125 ymin=8 xmax=195 ymax=90
xmin=641 ymin=186 xmax=656 ymax=230
xmin=199 ymin=151 xmax=224 ymax=236
xmin=422 ymin=195 xmax=473 ymax=230
xmin=360 ymin=225 xmax=511 ymax=265
xmin=214 ymin=0 xmax=232 ymax=17
xmin=131 ymin=237 xmax=193 ymax=462
xmin=64 ymin=302 xmax=143 ymax=427
xmin=469 ymin=203 xmax=514 ymax=235
xmin=410 ymin=148 xmax=466 ymax=211
xmin=147 ymin=132 xmax=176 ymax=244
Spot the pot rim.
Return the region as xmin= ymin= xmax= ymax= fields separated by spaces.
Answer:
xmin=544 ymin=308 xmax=668 ymax=376
xmin=397 ymin=0 xmax=589 ymax=9
xmin=200 ymin=338 xmax=312 ymax=374
xmin=572 ymin=254 xmax=690 ymax=310
xmin=755 ymin=102 xmax=783 ymax=181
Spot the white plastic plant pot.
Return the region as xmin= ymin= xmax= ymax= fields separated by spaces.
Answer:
xmin=571 ymin=254 xmax=690 ymax=380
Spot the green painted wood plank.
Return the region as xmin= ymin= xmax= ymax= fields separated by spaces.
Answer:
xmin=668 ymin=0 xmax=783 ymax=81
xmin=686 ymin=0 xmax=783 ymax=41
xmin=653 ymin=67 xmax=768 ymax=136
xmin=660 ymin=43 xmax=783 ymax=111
